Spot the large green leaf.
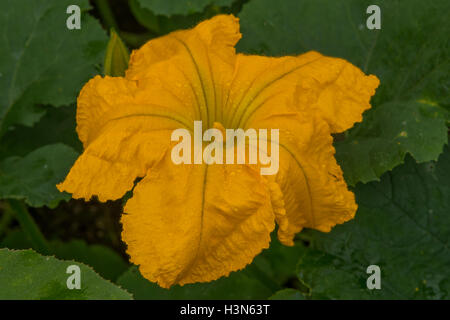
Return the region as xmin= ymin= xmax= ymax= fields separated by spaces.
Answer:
xmin=238 ymin=0 xmax=449 ymax=184
xmin=0 ymin=231 xmax=128 ymax=281
xmin=117 ymin=265 xmax=274 ymax=299
xmin=136 ymin=0 xmax=234 ymax=16
xmin=0 ymin=0 xmax=107 ymax=136
xmin=0 ymin=144 xmax=78 ymax=208
xmin=335 ymin=100 xmax=448 ymax=185
xmin=0 ymin=248 xmax=132 ymax=299
xmin=296 ymin=147 xmax=450 ymax=299
xmin=296 ymin=249 xmax=376 ymax=299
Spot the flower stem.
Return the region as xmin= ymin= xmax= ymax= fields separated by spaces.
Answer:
xmin=7 ymin=199 xmax=51 ymax=255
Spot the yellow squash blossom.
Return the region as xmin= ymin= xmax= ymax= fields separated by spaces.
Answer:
xmin=57 ymin=15 xmax=379 ymax=288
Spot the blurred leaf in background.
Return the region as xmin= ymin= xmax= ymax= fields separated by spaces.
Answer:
xmin=129 ymin=0 xmax=245 ymax=36
xmin=0 ymin=0 xmax=108 ymax=208
xmin=137 ymin=0 xmax=234 ymax=16
xmin=0 ymin=0 xmax=107 ymax=137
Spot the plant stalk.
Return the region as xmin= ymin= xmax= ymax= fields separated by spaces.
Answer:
xmin=7 ymin=199 xmax=51 ymax=255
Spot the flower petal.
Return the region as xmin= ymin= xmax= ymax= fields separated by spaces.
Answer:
xmin=76 ymin=75 xmax=193 ymax=148
xmin=252 ymin=111 xmax=357 ymax=246
xmin=121 ymin=152 xmax=275 ymax=288
xmin=126 ymin=14 xmax=240 ymax=79
xmin=126 ymin=14 xmax=241 ymax=126
xmin=225 ymin=52 xmax=321 ymax=128
xmin=294 ymin=57 xmax=379 ymax=133
xmin=58 ymin=76 xmax=192 ymax=201
xmin=59 ymin=15 xmax=242 ymax=203
xmin=226 ymin=52 xmax=378 ymax=132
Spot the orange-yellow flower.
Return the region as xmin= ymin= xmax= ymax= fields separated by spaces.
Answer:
xmin=57 ymin=15 xmax=379 ymax=288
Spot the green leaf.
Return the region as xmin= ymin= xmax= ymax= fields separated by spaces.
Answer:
xmin=296 ymin=249 xmax=375 ymax=299
xmin=0 ymin=248 xmax=132 ymax=299
xmin=129 ymin=0 xmax=235 ymax=36
xmin=0 ymin=106 xmax=82 ymax=160
xmin=297 ymin=147 xmax=450 ymax=299
xmin=269 ymin=288 xmax=306 ymax=300
xmin=335 ymin=100 xmax=448 ymax=185
xmin=0 ymin=0 xmax=108 ymax=136
xmin=136 ymin=0 xmax=233 ymax=16
xmin=0 ymin=144 xmax=78 ymax=208
xmin=117 ymin=265 xmax=274 ymax=299
xmin=1 ymin=231 xmax=129 ymax=281
xmin=129 ymin=0 xmax=161 ymax=32
xmin=130 ymin=0 xmax=200 ymax=34
xmin=104 ymin=29 xmax=130 ymax=77
xmin=238 ymin=0 xmax=449 ymax=184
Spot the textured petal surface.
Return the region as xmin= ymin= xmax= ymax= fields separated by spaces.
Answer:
xmin=293 ymin=56 xmax=379 ymax=133
xmin=226 ymin=52 xmax=378 ymax=244
xmin=58 ymin=15 xmax=242 ymax=201
xmin=121 ymin=153 xmax=275 ymax=288
xmin=126 ymin=14 xmax=241 ymax=127
xmin=225 ymin=52 xmax=321 ymax=128
xmin=58 ymin=76 xmax=192 ymax=201
xmin=252 ymin=110 xmax=357 ymax=246
xmin=76 ymin=76 xmax=194 ymax=148
xmin=225 ymin=53 xmax=379 ymax=132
